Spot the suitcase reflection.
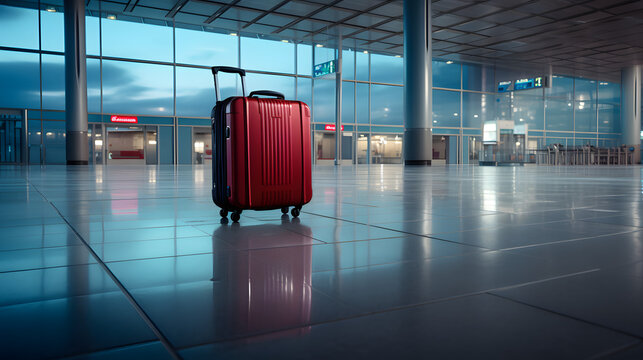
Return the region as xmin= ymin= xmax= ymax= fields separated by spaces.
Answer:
xmin=212 ymin=220 xmax=313 ymax=339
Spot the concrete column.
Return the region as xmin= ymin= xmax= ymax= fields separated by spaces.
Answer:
xmin=64 ymin=0 xmax=89 ymax=165
xmin=335 ymin=34 xmax=343 ymax=165
xmin=621 ymin=65 xmax=641 ymax=163
xmin=403 ymin=0 xmax=432 ymax=165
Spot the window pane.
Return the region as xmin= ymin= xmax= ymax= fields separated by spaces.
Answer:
xmin=574 ymin=100 xmax=597 ymax=132
xmin=575 ymin=78 xmax=596 ymax=101
xmin=87 ymin=58 xmax=101 ymax=113
xmin=313 ymin=79 xmax=335 ymax=124
xmin=246 ymin=73 xmax=295 ymax=100
xmin=513 ymin=92 xmax=544 ymax=130
xmin=0 ymin=5 xmax=38 ymax=50
xmin=314 ymin=46 xmax=335 ymax=66
xmin=433 ymin=60 xmax=460 ymax=89
xmin=297 ymin=44 xmax=312 ymax=76
xmin=241 ymin=37 xmax=294 ymax=74
xmin=0 ymin=50 xmax=40 ymax=109
xmin=41 ymin=9 xmax=64 ymax=52
xmin=463 ymin=63 xmax=494 ymax=92
xmin=545 ymin=99 xmax=573 ymax=131
xmin=598 ymin=104 xmax=620 ymax=133
xmin=342 ymin=81 xmax=354 ymax=123
xmin=102 ymin=60 xmax=173 ymax=115
xmin=102 ymin=19 xmax=173 ymax=62
xmin=598 ymin=81 xmax=620 ymax=104
xmin=546 ymin=76 xmax=573 ymax=99
xmin=176 ymin=28 xmax=238 ymax=67
xmin=176 ymin=67 xmax=216 ymax=118
xmin=371 ymin=54 xmax=403 ymax=84
xmin=42 ymin=55 xmax=65 ymax=110
xmin=342 ymin=49 xmax=354 ymax=80
xmin=432 ymin=90 xmax=460 ymax=127
xmin=86 ymin=16 xmax=100 ymax=56
xmin=356 ymin=83 xmax=369 ymax=124
xmin=356 ymin=51 xmax=369 ymax=81
xmin=371 ymin=84 xmax=403 ymax=125
xmin=462 ymin=92 xmax=487 ymax=129
xmin=297 ymin=78 xmax=312 ymax=107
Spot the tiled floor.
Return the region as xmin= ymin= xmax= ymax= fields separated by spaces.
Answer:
xmin=1 ymin=164 xmax=643 ymax=359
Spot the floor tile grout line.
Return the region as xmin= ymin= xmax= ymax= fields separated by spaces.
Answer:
xmin=486 ymin=292 xmax=643 ymax=342
xmin=28 ymin=183 xmax=183 ymax=360
xmin=54 ymin=339 xmax=163 ymax=360
xmin=497 ymin=230 xmax=642 ymax=251
xmin=586 ymin=340 xmax=643 ymax=360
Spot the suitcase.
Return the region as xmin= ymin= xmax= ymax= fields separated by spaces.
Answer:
xmin=211 ymin=66 xmax=313 ymax=222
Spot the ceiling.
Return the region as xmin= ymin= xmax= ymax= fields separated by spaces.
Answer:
xmin=11 ymin=0 xmax=643 ymax=81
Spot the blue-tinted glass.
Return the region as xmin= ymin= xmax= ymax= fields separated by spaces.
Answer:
xmin=546 ymin=76 xmax=573 ymax=99
xmin=297 ymin=78 xmax=312 ymax=107
xmin=342 ymin=50 xmax=354 ymax=80
xmin=513 ymin=92 xmax=544 ymax=130
xmin=545 ymin=98 xmax=573 ymax=131
xmin=598 ymin=81 xmax=620 ymax=104
xmin=574 ymin=100 xmax=597 ymax=132
xmin=41 ymin=10 xmax=64 ymax=52
xmin=0 ymin=5 xmax=38 ymax=50
xmin=494 ymin=93 xmax=512 ymax=119
xmin=176 ymin=67 xmax=216 ymax=118
xmin=342 ymin=81 xmax=354 ymax=123
xmin=356 ymin=51 xmax=369 ymax=81
xmin=246 ymin=73 xmax=295 ymax=100
xmin=102 ymin=19 xmax=172 ymax=62
xmin=462 ymin=92 xmax=489 ymax=129
xmin=598 ymin=104 xmax=620 ymax=133
xmin=175 ymin=28 xmax=238 ymax=67
xmin=87 ymin=58 xmax=101 ymax=113
xmin=575 ymin=78 xmax=596 ymax=101
xmin=0 ymin=50 xmax=40 ymax=109
xmin=102 ymin=60 xmax=173 ymax=115
xmin=574 ymin=137 xmax=596 ymax=146
xmin=432 ymin=90 xmax=460 ymax=127
xmin=371 ymin=54 xmax=402 ymax=84
xmin=356 ymin=83 xmax=369 ymax=123
xmin=86 ymin=16 xmax=100 ymax=56
xmin=313 ymin=79 xmax=335 ymax=124
xmin=463 ymin=63 xmax=494 ymax=92
xmin=43 ymin=121 xmax=66 ymax=164
xmin=433 ymin=60 xmax=460 ymax=89
xmin=371 ymin=85 xmax=403 ymax=125
xmin=42 ymin=55 xmax=65 ymax=110
xmin=297 ymin=44 xmax=312 ymax=76
xmin=314 ymin=46 xmax=335 ymax=65
xmin=241 ymin=37 xmax=294 ymax=74
xmin=28 ymin=120 xmax=41 ymax=163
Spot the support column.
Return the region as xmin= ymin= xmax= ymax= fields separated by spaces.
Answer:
xmin=403 ymin=0 xmax=432 ymax=165
xmin=335 ymin=34 xmax=343 ymax=166
xmin=64 ymin=0 xmax=89 ymax=165
xmin=621 ymin=65 xmax=641 ymax=164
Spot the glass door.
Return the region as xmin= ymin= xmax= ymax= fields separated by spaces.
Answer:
xmin=192 ymin=127 xmax=211 ymax=165
xmin=106 ymin=126 xmax=145 ymax=165
xmin=0 ymin=109 xmax=25 ymax=164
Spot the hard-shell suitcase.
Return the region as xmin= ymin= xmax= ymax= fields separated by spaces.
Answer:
xmin=210 ymin=66 xmax=312 ymax=222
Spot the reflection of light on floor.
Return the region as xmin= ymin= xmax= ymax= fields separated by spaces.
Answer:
xmin=111 ymin=190 xmax=138 ymax=215
xmin=194 ymin=167 xmax=204 ymax=184
xmin=482 ymin=190 xmax=497 ymax=212
xmin=148 ymin=168 xmax=157 ymax=183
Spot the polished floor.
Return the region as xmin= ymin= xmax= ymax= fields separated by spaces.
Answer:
xmin=1 ymin=164 xmax=643 ymax=359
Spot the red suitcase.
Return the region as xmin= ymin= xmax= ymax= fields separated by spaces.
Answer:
xmin=211 ymin=67 xmax=312 ymax=222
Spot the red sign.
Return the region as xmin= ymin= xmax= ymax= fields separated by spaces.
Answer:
xmin=111 ymin=115 xmax=138 ymax=124
xmin=324 ymin=124 xmax=344 ymax=131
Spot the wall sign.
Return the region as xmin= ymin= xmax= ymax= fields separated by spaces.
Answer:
xmin=325 ymin=124 xmax=344 ymax=131
xmin=111 ymin=115 xmax=138 ymax=124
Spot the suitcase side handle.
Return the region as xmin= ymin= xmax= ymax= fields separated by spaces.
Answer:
xmin=248 ymin=90 xmax=285 ymax=100
xmin=211 ymin=66 xmax=246 ymax=101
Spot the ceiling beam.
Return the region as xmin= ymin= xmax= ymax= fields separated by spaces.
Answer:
xmin=167 ymin=0 xmax=189 ymax=18
xmin=204 ymin=0 xmax=240 ymax=24
xmin=243 ymin=0 xmax=290 ymax=29
xmin=124 ymin=0 xmax=139 ymax=13
xmin=272 ymin=0 xmax=343 ymax=34
xmin=305 ymin=0 xmax=394 ymax=38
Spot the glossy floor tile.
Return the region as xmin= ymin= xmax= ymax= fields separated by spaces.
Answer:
xmin=1 ymin=164 xmax=643 ymax=359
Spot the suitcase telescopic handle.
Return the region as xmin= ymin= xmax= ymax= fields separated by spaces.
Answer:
xmin=211 ymin=66 xmax=246 ymax=102
xmin=249 ymin=90 xmax=285 ymax=100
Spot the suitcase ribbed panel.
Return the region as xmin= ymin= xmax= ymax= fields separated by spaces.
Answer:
xmin=259 ymin=100 xmax=292 ymax=189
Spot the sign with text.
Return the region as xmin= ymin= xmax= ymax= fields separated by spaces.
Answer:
xmin=111 ymin=115 xmax=138 ymax=124
xmin=324 ymin=124 xmax=344 ymax=131
xmin=314 ymin=60 xmax=337 ymax=78
xmin=497 ymin=81 xmax=512 ymax=93
xmin=514 ymin=76 xmax=546 ymax=91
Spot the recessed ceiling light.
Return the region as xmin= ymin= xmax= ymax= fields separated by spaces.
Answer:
xmin=363 ymin=50 xmax=368 ymax=54
xmin=106 ymin=14 xmax=116 ymax=20
xmin=394 ymin=55 xmax=401 ymax=58
xmin=446 ymin=60 xmax=454 ymax=64
xmin=281 ymin=39 xmax=289 ymax=43
xmin=46 ymin=7 xmax=56 ymax=12
xmin=316 ymin=44 xmax=324 ymax=47
xmin=229 ymin=32 xmax=238 ymax=36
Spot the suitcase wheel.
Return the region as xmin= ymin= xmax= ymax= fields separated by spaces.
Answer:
xmin=219 ymin=209 xmax=228 ymax=218
xmin=291 ymin=207 xmax=300 ymax=218
xmin=231 ymin=211 xmax=241 ymax=222
xmin=281 ymin=207 xmax=289 ymax=214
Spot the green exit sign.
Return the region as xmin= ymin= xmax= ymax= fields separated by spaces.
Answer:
xmin=313 ymin=60 xmax=337 ymax=78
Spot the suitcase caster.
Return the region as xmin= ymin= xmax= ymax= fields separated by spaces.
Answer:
xmin=231 ymin=211 xmax=241 ymax=222
xmin=219 ymin=209 xmax=228 ymax=218
xmin=281 ymin=207 xmax=289 ymax=214
xmin=290 ymin=207 xmax=300 ymax=218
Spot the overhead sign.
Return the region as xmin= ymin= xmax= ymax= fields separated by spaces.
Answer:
xmin=497 ymin=81 xmax=512 ymax=93
xmin=514 ymin=76 xmax=546 ymax=91
xmin=324 ymin=124 xmax=344 ymax=131
xmin=111 ymin=115 xmax=138 ymax=124
xmin=314 ymin=60 xmax=337 ymax=78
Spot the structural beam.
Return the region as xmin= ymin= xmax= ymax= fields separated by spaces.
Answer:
xmin=621 ymin=65 xmax=641 ymax=163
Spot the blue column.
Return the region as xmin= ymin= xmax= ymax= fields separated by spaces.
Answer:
xmin=621 ymin=65 xmax=641 ymax=163
xmin=64 ymin=0 xmax=89 ymax=165
xmin=403 ymin=0 xmax=432 ymax=165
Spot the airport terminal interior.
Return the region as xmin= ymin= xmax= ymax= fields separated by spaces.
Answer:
xmin=1 ymin=0 xmax=643 ymax=359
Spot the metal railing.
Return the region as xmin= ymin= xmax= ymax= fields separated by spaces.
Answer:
xmin=532 ymin=145 xmax=635 ymax=165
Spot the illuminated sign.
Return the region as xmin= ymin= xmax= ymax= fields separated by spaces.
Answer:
xmin=111 ymin=115 xmax=138 ymax=123
xmin=498 ymin=81 xmax=512 ymax=93
xmin=483 ymin=123 xmax=497 ymax=144
xmin=314 ymin=60 xmax=337 ymax=78
xmin=514 ymin=76 xmax=546 ymax=91
xmin=324 ymin=124 xmax=344 ymax=131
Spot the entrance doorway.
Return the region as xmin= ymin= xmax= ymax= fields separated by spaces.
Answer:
xmin=105 ymin=126 xmax=157 ymax=165
xmin=0 ymin=109 xmax=26 ymax=164
xmin=193 ymin=127 xmax=212 ymax=165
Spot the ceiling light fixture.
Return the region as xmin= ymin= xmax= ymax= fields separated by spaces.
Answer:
xmin=446 ymin=60 xmax=454 ymax=64
xmin=106 ymin=14 xmax=116 ymax=20
xmin=229 ymin=32 xmax=237 ymax=36
xmin=46 ymin=7 xmax=56 ymax=12
xmin=316 ymin=44 xmax=323 ymax=48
